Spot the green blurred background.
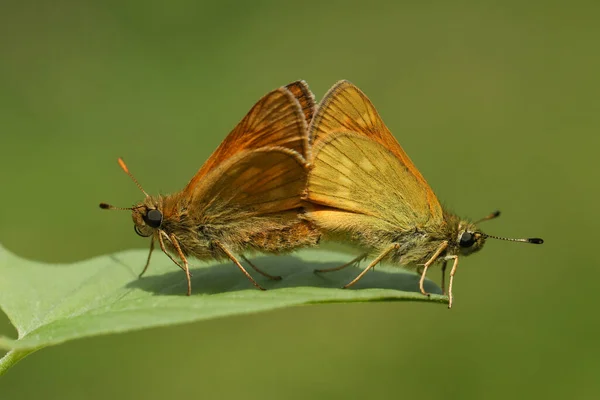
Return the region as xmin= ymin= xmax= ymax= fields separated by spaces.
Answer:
xmin=1 ymin=0 xmax=599 ymax=398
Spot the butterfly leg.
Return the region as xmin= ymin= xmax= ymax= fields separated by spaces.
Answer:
xmin=214 ymin=241 xmax=266 ymax=291
xmin=419 ymin=241 xmax=449 ymax=297
xmin=241 ymin=255 xmax=282 ymax=281
xmin=158 ymin=231 xmax=192 ymax=296
xmin=446 ymin=256 xmax=459 ymax=309
xmin=314 ymin=253 xmax=368 ymax=273
xmin=138 ymin=236 xmax=155 ymax=278
xmin=156 ymin=231 xmax=188 ymax=274
xmin=343 ymin=245 xmax=399 ymax=288
xmin=440 ymin=260 xmax=448 ymax=295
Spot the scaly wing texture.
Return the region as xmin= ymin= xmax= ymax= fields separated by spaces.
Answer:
xmin=192 ymin=147 xmax=307 ymax=223
xmin=307 ymin=132 xmax=442 ymax=230
xmin=183 ymin=83 xmax=309 ymax=193
xmin=285 ymin=80 xmax=315 ymax=126
xmin=309 ymin=80 xmax=442 ymax=220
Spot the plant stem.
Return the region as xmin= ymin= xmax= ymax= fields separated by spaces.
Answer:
xmin=0 ymin=348 xmax=38 ymax=376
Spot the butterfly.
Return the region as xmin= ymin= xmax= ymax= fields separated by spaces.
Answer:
xmin=101 ymin=81 xmax=320 ymax=295
xmin=303 ymin=80 xmax=543 ymax=308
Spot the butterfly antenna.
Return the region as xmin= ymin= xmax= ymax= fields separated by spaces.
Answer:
xmin=99 ymin=203 xmax=134 ymax=211
xmin=482 ymin=233 xmax=543 ymax=244
xmin=117 ymin=158 xmax=149 ymax=197
xmin=474 ymin=210 xmax=501 ymax=224
xmin=99 ymin=158 xmax=149 ymax=211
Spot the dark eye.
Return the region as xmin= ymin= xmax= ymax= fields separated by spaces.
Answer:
xmin=460 ymin=232 xmax=476 ymax=248
xmin=144 ymin=209 xmax=163 ymax=228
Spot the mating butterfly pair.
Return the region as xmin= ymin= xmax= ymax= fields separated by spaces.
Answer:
xmin=101 ymin=80 xmax=542 ymax=308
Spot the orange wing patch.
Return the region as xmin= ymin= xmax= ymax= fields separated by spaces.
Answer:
xmin=184 ymin=84 xmax=309 ymax=193
xmin=193 ymin=147 xmax=308 ymax=221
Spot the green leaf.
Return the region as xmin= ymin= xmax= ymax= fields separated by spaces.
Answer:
xmin=0 ymin=244 xmax=446 ymax=374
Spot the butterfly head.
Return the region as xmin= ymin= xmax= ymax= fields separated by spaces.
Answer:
xmin=456 ymin=224 xmax=487 ymax=256
xmin=131 ymin=199 xmax=163 ymax=237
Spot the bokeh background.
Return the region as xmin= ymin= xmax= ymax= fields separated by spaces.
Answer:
xmin=1 ymin=0 xmax=599 ymax=398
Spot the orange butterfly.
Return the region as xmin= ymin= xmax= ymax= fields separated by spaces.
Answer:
xmin=101 ymin=81 xmax=320 ymax=295
xmin=304 ymin=80 xmax=543 ymax=308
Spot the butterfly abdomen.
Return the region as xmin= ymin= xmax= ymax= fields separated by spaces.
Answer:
xmin=245 ymin=220 xmax=320 ymax=254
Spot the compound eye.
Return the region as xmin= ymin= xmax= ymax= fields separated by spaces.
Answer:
xmin=460 ymin=232 xmax=476 ymax=248
xmin=134 ymin=225 xmax=151 ymax=237
xmin=145 ymin=209 xmax=163 ymax=228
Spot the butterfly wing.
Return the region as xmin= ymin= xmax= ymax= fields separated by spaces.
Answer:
xmin=307 ymin=132 xmax=442 ymax=230
xmin=308 ymin=80 xmax=443 ymax=221
xmin=192 ymin=147 xmax=308 ymax=223
xmin=285 ymin=80 xmax=315 ymax=126
xmin=183 ymin=83 xmax=310 ymax=193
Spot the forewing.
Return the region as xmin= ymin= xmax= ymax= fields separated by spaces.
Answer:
xmin=306 ymin=132 xmax=442 ymax=230
xmin=184 ymin=85 xmax=309 ymax=193
xmin=192 ymin=147 xmax=308 ymax=223
xmin=310 ymin=80 xmax=442 ymax=219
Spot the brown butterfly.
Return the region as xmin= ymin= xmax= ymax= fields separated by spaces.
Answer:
xmin=100 ymin=81 xmax=320 ymax=295
xmin=303 ymin=80 xmax=543 ymax=308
